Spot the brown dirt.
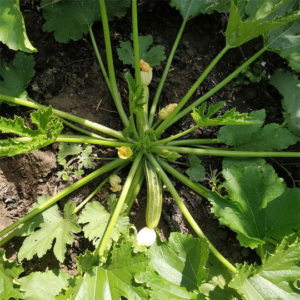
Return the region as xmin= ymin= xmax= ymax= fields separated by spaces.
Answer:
xmin=0 ymin=0 xmax=299 ymax=276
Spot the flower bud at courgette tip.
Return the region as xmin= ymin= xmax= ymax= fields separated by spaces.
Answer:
xmin=140 ymin=59 xmax=153 ymax=86
xmin=137 ymin=227 xmax=157 ymax=247
xmin=109 ymin=174 xmax=122 ymax=192
xmin=116 ymin=146 xmax=133 ymax=159
xmin=159 ymin=103 xmax=177 ymax=119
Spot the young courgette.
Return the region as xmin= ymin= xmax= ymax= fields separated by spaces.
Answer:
xmin=144 ymin=160 xmax=162 ymax=229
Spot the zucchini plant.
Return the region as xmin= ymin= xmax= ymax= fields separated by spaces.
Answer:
xmin=0 ymin=0 xmax=300 ymax=299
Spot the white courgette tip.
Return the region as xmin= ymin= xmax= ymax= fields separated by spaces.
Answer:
xmin=137 ymin=227 xmax=156 ymax=247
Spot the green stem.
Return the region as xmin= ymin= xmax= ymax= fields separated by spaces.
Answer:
xmin=158 ymin=159 xmax=210 ymax=199
xmin=0 ymin=230 xmax=16 ymax=247
xmin=155 ymin=45 xmax=230 ymax=137
xmin=152 ymin=125 xmax=200 ymax=146
xmin=0 ymin=94 xmax=125 ymax=140
xmin=56 ymin=135 xmax=133 ymax=148
xmin=132 ymin=0 xmax=141 ymax=86
xmin=258 ymin=244 xmax=264 ymax=260
xmin=0 ymin=159 xmax=126 ymax=239
xmin=98 ymin=151 xmax=143 ymax=256
xmin=99 ymin=0 xmax=129 ymax=127
xmin=58 ymin=118 xmax=108 ymax=140
xmin=146 ymin=153 xmax=236 ymax=274
xmin=152 ymin=118 xmax=162 ymax=130
xmin=158 ymin=47 xmax=267 ymax=134
xmin=148 ymin=19 xmax=187 ymax=126
xmin=167 ymin=139 xmax=221 ymax=146
xmin=72 ymin=164 xmax=128 ymax=214
xmin=152 ymin=146 xmax=300 ymax=158
xmin=89 ymin=27 xmax=112 ymax=94
xmin=124 ymin=162 xmax=145 ymax=214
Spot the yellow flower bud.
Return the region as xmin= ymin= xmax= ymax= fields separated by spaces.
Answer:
xmin=140 ymin=60 xmax=152 ymax=72
xmin=116 ymin=146 xmax=133 ymax=159
xmin=158 ymin=103 xmax=178 ymax=120
xmin=140 ymin=60 xmax=153 ymax=86
xmin=109 ymin=174 xmax=122 ymax=192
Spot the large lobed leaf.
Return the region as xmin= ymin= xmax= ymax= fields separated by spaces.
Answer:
xmin=191 ymin=101 xmax=260 ymax=127
xmin=0 ymin=52 xmax=35 ymax=100
xmin=78 ymin=201 xmax=129 ymax=249
xmin=0 ymin=0 xmax=36 ymax=52
xmin=0 ymin=249 xmax=24 ymax=300
xmin=218 ymin=109 xmax=298 ymax=151
xmin=226 ymin=0 xmax=300 ymax=47
xmin=170 ymin=0 xmax=230 ymax=20
xmin=0 ymin=106 xmax=63 ymax=157
xmin=270 ymin=70 xmax=300 ymax=136
xmin=118 ymin=35 xmax=166 ymax=67
xmin=18 ymin=269 xmax=70 ymax=300
xmin=56 ymin=242 xmax=150 ymax=300
xmin=209 ymin=159 xmax=300 ymax=248
xmin=41 ymin=0 xmax=130 ymax=43
xmin=265 ymin=0 xmax=300 ymax=71
xmin=229 ymin=235 xmax=300 ymax=299
xmin=18 ymin=199 xmax=80 ymax=263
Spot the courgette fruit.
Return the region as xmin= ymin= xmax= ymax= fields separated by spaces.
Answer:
xmin=144 ymin=160 xmax=162 ymax=229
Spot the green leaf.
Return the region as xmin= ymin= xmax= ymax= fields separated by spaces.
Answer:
xmin=78 ymin=145 xmax=96 ymax=169
xmin=0 ymin=249 xmax=24 ymax=300
xmin=126 ymin=73 xmax=146 ymax=114
xmin=208 ymin=160 xmax=300 ymax=248
xmin=226 ymin=0 xmax=300 ymax=47
xmin=41 ymin=0 xmax=130 ymax=43
xmin=265 ymin=0 xmax=300 ymax=71
xmin=57 ymin=143 xmax=83 ymax=167
xmin=0 ymin=0 xmax=36 ymax=52
xmin=118 ymin=35 xmax=166 ymax=67
xmin=78 ymin=201 xmax=129 ymax=249
xmin=0 ymin=107 xmax=63 ymax=157
xmin=170 ymin=0 xmax=230 ymax=20
xmin=18 ymin=269 xmax=70 ymax=300
xmin=218 ymin=109 xmax=298 ymax=151
xmin=229 ymin=236 xmax=300 ymax=299
xmin=185 ymin=154 xmax=206 ymax=182
xmin=270 ymin=70 xmax=300 ymax=135
xmin=18 ymin=201 xmax=81 ymax=262
xmin=135 ymin=268 xmax=199 ymax=300
xmin=191 ymin=101 xmax=260 ymax=127
xmin=0 ymin=52 xmax=35 ymax=100
xmin=200 ymin=253 xmax=239 ymax=300
xmin=57 ymin=242 xmax=150 ymax=300
xmin=75 ymin=250 xmax=99 ymax=274
xmin=149 ymin=233 xmax=210 ymax=291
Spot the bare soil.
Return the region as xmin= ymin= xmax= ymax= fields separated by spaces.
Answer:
xmin=0 ymin=0 xmax=299 ymax=275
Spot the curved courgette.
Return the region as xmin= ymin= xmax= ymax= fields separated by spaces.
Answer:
xmin=144 ymin=160 xmax=162 ymax=229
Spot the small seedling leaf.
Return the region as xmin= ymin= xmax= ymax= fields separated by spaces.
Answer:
xmin=186 ymin=154 xmax=206 ymax=182
xmin=0 ymin=0 xmax=36 ymax=52
xmin=118 ymin=35 xmax=166 ymax=67
xmin=270 ymin=70 xmax=300 ymax=135
xmin=170 ymin=0 xmax=230 ymax=20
